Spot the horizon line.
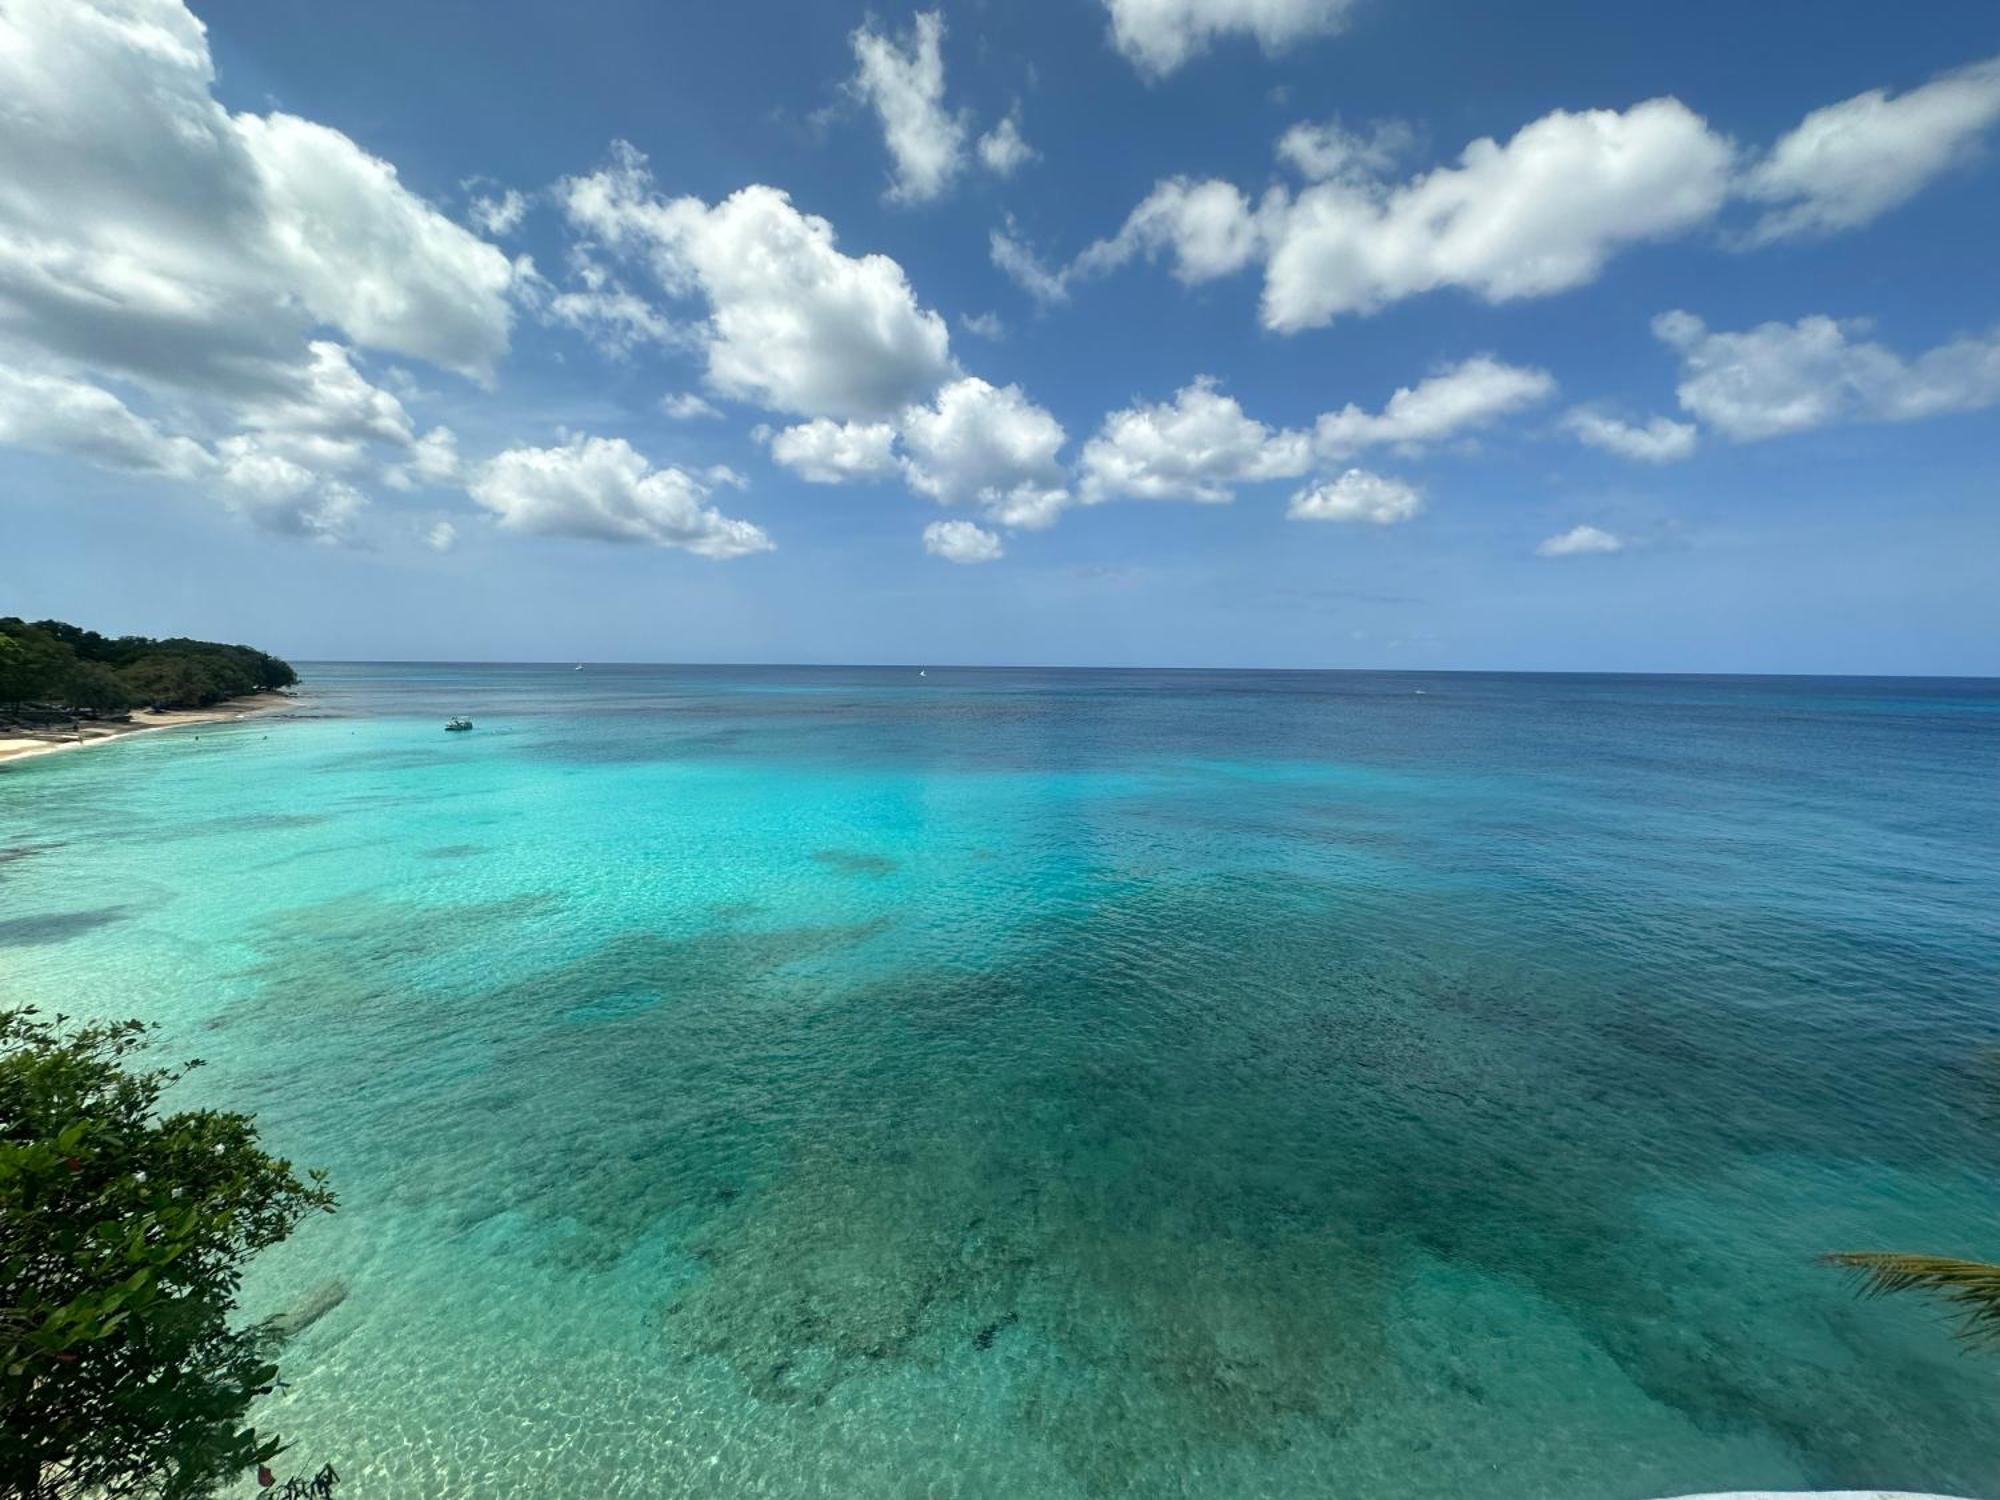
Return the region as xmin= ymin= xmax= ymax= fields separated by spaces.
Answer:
xmin=287 ymin=660 xmax=2000 ymax=683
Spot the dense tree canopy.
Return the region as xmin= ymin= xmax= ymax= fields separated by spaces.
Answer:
xmin=0 ymin=619 xmax=297 ymax=715
xmin=0 ymin=1010 xmax=335 ymax=1499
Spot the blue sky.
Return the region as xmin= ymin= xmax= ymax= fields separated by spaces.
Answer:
xmin=2 ymin=0 xmax=1997 ymax=672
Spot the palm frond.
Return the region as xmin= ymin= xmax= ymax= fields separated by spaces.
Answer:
xmin=1824 ymin=1251 xmax=2000 ymax=1348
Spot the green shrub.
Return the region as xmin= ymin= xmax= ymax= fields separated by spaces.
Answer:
xmin=0 ymin=1011 xmax=334 ymax=1499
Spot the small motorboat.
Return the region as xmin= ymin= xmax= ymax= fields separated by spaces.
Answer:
xmin=445 ymin=717 xmax=473 ymax=732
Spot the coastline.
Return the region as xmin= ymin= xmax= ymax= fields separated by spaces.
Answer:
xmin=0 ymin=690 xmax=297 ymax=768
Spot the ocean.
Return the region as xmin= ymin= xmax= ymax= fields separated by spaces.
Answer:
xmin=3 ymin=663 xmax=1998 ymax=1498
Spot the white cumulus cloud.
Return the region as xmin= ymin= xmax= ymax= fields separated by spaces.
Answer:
xmin=468 ymin=187 xmax=529 ymax=237
xmin=0 ymin=367 xmax=211 ymax=480
xmin=1537 ymin=524 xmax=1624 ymax=556
xmin=1276 ymin=117 xmax=1414 ymax=182
xmin=561 ymin=147 xmax=956 ymax=420
xmin=543 ymin=250 xmax=680 ymax=356
xmin=1102 ymin=0 xmax=1361 ymax=79
xmin=1075 ymin=177 xmax=1280 ymax=286
xmin=661 ymin=392 xmax=723 ymax=420
xmin=1655 ymin=309 xmax=2000 ymax=441
xmin=0 ymin=0 xmax=520 ymax=538
xmin=990 ymin=223 xmax=1075 ymax=305
xmin=1263 ymin=99 xmax=1734 ymax=331
xmin=1742 ymin=56 xmax=2000 ymax=243
xmin=851 ymin=12 xmax=966 ymax=204
xmin=1287 ymin=469 xmax=1422 ymax=524
xmin=978 ymin=112 xmax=1037 ymax=177
xmin=1561 ymin=408 xmax=1697 ymax=463
xmin=768 ymin=418 xmax=901 ymax=484
xmin=469 ymin=434 xmax=772 ymax=555
xmin=898 ymin=377 xmax=1070 ymax=530
xmin=1080 ymin=377 xmax=1310 ymax=502
xmin=1314 ymin=356 xmax=1555 ymax=455
xmin=923 ymin=519 xmax=1004 ymax=563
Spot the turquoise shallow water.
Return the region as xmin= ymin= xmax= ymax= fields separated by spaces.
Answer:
xmin=3 ymin=664 xmax=2000 ymax=1498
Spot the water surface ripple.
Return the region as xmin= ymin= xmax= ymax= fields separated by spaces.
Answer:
xmin=3 ymin=665 xmax=1998 ymax=1498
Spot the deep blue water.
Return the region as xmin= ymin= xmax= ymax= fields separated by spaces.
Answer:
xmin=2 ymin=664 xmax=1998 ymax=1497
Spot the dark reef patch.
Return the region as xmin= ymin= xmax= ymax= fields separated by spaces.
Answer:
xmin=0 ymin=906 xmax=130 ymax=946
xmin=420 ymin=844 xmax=487 ymax=860
xmin=811 ymin=847 xmax=900 ymax=877
xmin=189 ymin=811 xmax=331 ymax=835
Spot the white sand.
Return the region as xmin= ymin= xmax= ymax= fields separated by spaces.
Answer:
xmin=0 ymin=691 xmax=295 ymax=767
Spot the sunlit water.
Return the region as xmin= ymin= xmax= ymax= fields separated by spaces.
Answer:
xmin=3 ymin=664 xmax=1999 ymax=1499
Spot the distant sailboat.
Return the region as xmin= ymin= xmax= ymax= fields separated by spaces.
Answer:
xmin=918 ymin=669 xmax=927 ymax=677
xmin=573 ymin=663 xmax=583 ymax=671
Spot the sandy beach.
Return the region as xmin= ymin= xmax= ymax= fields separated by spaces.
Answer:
xmin=0 ymin=691 xmax=297 ymax=768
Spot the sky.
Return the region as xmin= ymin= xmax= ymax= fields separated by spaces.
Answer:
xmin=1 ymin=0 xmax=1997 ymax=673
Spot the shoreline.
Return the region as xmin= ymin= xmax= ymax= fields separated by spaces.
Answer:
xmin=0 ymin=690 xmax=298 ymax=768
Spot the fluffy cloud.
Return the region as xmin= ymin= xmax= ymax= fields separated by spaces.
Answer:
xmin=978 ymin=112 xmax=1036 ymax=177
xmin=923 ymin=518 xmax=1004 ymax=563
xmin=1080 ymin=377 xmax=1309 ymax=502
xmin=469 ymin=434 xmax=771 ymax=554
xmin=1537 ymin=524 xmax=1623 ymax=556
xmin=1263 ymin=100 xmax=1733 ymax=330
xmin=1102 ymin=0 xmax=1360 ymax=79
xmin=850 ymin=12 xmax=966 ymax=204
xmin=561 ymin=147 xmax=956 ymax=420
xmin=997 ymin=179 xmax=1281 ymax=304
xmin=1037 ymin=96 xmax=1732 ymax=330
xmin=1287 ymin=469 xmax=1422 ymax=524
xmin=388 ymin=426 xmax=464 ymax=491
xmin=898 ymin=378 xmax=1070 ymax=530
xmin=990 ymin=223 xmax=1075 ymax=305
xmin=1655 ymin=309 xmax=2000 ymax=441
xmin=543 ymin=251 xmax=680 ymax=356
xmin=1015 ymin=59 xmax=1995 ymax=337
xmin=426 ymin=520 xmax=458 ymax=552
xmin=468 ymin=188 xmax=529 ymax=237
xmin=230 ymin=111 xmax=516 ymax=380
xmin=1742 ymin=56 xmax=2000 ymax=243
xmin=1314 ymin=356 xmax=1555 ymax=455
xmin=0 ymin=0 xmax=517 ymax=537
xmin=1074 ymin=178 xmax=1279 ymax=286
xmin=1561 ymin=408 xmax=1697 ymax=463
xmin=764 ymin=380 xmax=1068 ymax=532
xmin=1276 ymin=117 xmax=1414 ymax=182
xmin=660 ymin=392 xmax=722 ymax=420
xmin=0 ymin=367 xmax=211 ymax=480
xmin=768 ymin=418 xmax=901 ymax=483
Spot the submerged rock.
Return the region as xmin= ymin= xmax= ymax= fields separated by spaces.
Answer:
xmin=264 ymin=1280 xmax=348 ymax=1341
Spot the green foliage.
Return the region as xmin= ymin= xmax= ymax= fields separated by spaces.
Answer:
xmin=0 ymin=619 xmax=296 ymax=713
xmin=1826 ymin=1251 xmax=2000 ymax=1349
xmin=0 ymin=629 xmax=75 ymax=712
xmin=61 ymin=662 xmax=134 ymax=717
xmin=0 ymin=1010 xmax=335 ymax=1499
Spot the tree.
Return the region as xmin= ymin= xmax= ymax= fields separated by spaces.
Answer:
xmin=117 ymin=657 xmax=213 ymax=710
xmin=60 ymin=662 xmax=134 ymax=718
xmin=0 ymin=629 xmax=72 ymax=710
xmin=1825 ymin=1251 xmax=2000 ymax=1348
xmin=0 ymin=1010 xmax=335 ymax=1499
